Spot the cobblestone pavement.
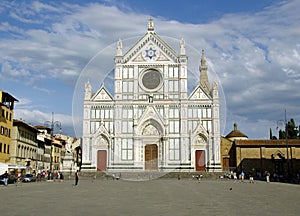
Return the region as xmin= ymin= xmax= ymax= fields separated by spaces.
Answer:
xmin=1 ymin=178 xmax=299 ymax=216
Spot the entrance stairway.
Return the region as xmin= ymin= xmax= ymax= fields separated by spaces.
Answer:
xmin=62 ymin=171 xmax=224 ymax=181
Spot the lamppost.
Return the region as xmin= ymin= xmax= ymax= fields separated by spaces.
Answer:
xmin=44 ymin=112 xmax=61 ymax=180
xmin=277 ymin=109 xmax=289 ymax=175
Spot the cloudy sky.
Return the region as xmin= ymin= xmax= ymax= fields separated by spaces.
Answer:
xmin=1 ymin=0 xmax=299 ymax=139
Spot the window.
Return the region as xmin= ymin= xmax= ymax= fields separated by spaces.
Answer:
xmin=0 ymin=142 xmax=2 ymax=152
xmin=3 ymin=144 xmax=6 ymax=153
xmin=91 ymin=109 xmax=96 ymax=118
xmin=122 ymin=120 xmax=133 ymax=133
xmin=168 ymin=67 xmax=179 ymax=78
xmin=169 ymin=120 xmax=179 ymax=133
xmin=96 ymin=109 xmax=100 ymax=118
xmin=169 ymin=139 xmax=180 ymax=160
xmin=188 ymin=120 xmax=199 ymax=132
xmin=122 ymin=108 xmax=133 ymax=119
xmin=122 ymin=107 xmax=133 ymax=133
xmin=188 ymin=106 xmax=201 ymax=118
xmin=168 ymin=80 xmax=179 ymax=92
xmin=123 ymin=67 xmax=134 ymax=79
xmin=121 ymin=139 xmax=133 ymax=160
xmin=202 ymin=120 xmax=212 ymax=132
xmin=122 ymin=81 xmax=133 ymax=93
xmin=105 ymin=109 xmax=110 ymax=119
xmin=7 ymin=144 xmax=9 ymax=154
xmin=169 ymin=107 xmax=179 ymax=118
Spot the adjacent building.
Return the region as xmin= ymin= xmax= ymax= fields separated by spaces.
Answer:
xmin=221 ymin=123 xmax=300 ymax=177
xmin=82 ymin=19 xmax=221 ymax=172
xmin=0 ymin=90 xmax=18 ymax=163
xmin=35 ymin=126 xmax=81 ymax=172
xmin=11 ymin=119 xmax=39 ymax=171
xmin=35 ymin=125 xmax=52 ymax=171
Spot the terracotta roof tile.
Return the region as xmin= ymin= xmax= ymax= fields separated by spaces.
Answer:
xmin=235 ymin=139 xmax=300 ymax=146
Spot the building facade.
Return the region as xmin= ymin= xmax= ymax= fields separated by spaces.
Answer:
xmin=0 ymin=90 xmax=18 ymax=163
xmin=35 ymin=126 xmax=81 ymax=172
xmin=221 ymin=123 xmax=300 ymax=178
xmin=82 ymin=19 xmax=221 ymax=172
xmin=11 ymin=120 xmax=39 ymax=171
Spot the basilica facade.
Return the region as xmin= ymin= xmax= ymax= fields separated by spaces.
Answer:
xmin=82 ymin=19 xmax=221 ymax=172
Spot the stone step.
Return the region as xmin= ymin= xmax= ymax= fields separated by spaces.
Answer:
xmin=61 ymin=171 xmax=225 ymax=181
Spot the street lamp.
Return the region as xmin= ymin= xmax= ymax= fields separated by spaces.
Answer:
xmin=277 ymin=109 xmax=289 ymax=175
xmin=44 ymin=112 xmax=61 ymax=180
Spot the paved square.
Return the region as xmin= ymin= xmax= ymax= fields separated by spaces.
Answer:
xmin=1 ymin=178 xmax=299 ymax=216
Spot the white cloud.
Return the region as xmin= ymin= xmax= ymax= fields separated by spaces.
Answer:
xmin=1 ymin=0 xmax=300 ymax=138
xmin=14 ymin=108 xmax=74 ymax=136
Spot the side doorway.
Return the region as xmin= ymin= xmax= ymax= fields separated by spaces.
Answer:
xmin=195 ymin=150 xmax=206 ymax=171
xmin=223 ymin=157 xmax=230 ymax=171
xmin=145 ymin=144 xmax=158 ymax=171
xmin=97 ymin=150 xmax=107 ymax=171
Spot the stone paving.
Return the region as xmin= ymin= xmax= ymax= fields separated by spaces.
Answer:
xmin=1 ymin=178 xmax=299 ymax=216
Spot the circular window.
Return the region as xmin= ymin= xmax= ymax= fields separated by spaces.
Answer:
xmin=140 ymin=69 xmax=162 ymax=91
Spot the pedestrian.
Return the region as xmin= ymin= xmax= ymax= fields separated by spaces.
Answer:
xmin=75 ymin=171 xmax=79 ymax=186
xmin=2 ymin=171 xmax=9 ymax=186
xmin=241 ymin=171 xmax=245 ymax=182
xmin=233 ymin=172 xmax=237 ymax=180
xmin=266 ymin=171 xmax=270 ymax=183
xmin=16 ymin=172 xmax=22 ymax=186
xmin=198 ymin=173 xmax=203 ymax=182
xmin=249 ymin=173 xmax=254 ymax=183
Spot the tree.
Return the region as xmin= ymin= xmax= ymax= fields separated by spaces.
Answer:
xmin=288 ymin=119 xmax=299 ymax=139
xmin=270 ymin=128 xmax=277 ymax=140
xmin=278 ymin=118 xmax=299 ymax=139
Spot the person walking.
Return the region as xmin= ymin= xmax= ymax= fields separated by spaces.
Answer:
xmin=2 ymin=171 xmax=9 ymax=186
xmin=266 ymin=171 xmax=270 ymax=183
xmin=74 ymin=171 xmax=79 ymax=186
xmin=241 ymin=171 xmax=245 ymax=182
xmin=249 ymin=173 xmax=254 ymax=183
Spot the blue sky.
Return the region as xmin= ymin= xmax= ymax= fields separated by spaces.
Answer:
xmin=1 ymin=0 xmax=299 ymax=139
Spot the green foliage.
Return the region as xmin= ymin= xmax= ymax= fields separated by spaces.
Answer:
xmin=278 ymin=118 xmax=299 ymax=139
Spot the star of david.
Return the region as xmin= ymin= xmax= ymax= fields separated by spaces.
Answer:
xmin=145 ymin=47 xmax=156 ymax=59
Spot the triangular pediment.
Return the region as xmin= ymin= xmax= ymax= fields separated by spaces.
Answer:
xmin=192 ymin=122 xmax=209 ymax=138
xmin=191 ymin=123 xmax=209 ymax=146
xmin=136 ymin=105 xmax=165 ymax=135
xmin=123 ymin=32 xmax=178 ymax=64
xmin=189 ymin=85 xmax=211 ymax=100
xmin=91 ymin=85 xmax=113 ymax=101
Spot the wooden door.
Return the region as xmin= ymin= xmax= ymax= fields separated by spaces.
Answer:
xmin=223 ymin=157 xmax=230 ymax=171
xmin=145 ymin=144 xmax=158 ymax=171
xmin=195 ymin=150 xmax=205 ymax=171
xmin=97 ymin=150 xmax=107 ymax=171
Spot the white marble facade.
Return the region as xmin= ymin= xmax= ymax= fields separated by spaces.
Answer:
xmin=82 ymin=19 xmax=221 ymax=172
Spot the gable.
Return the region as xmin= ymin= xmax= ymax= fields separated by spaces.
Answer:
xmin=136 ymin=105 xmax=165 ymax=135
xmin=123 ymin=32 xmax=178 ymax=64
xmin=91 ymin=86 xmax=113 ymax=101
xmin=189 ymin=85 xmax=211 ymax=100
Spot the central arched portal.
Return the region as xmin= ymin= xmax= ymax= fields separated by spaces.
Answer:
xmin=145 ymin=144 xmax=158 ymax=171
